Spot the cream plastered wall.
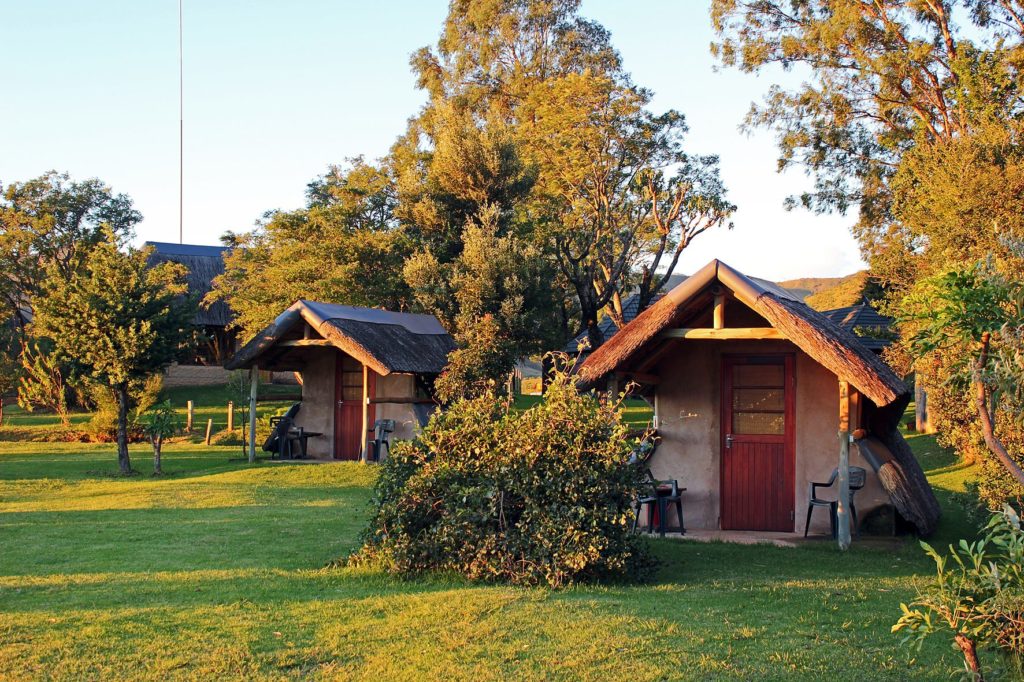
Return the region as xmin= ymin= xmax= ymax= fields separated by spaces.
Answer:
xmin=647 ymin=340 xmax=890 ymax=534
xmin=374 ymin=373 xmax=421 ymax=445
xmin=291 ymin=349 xmax=336 ymax=458
xmin=291 ymin=351 xmax=422 ymax=459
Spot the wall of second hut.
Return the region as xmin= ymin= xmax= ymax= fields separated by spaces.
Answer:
xmin=649 ymin=339 xmax=890 ymax=534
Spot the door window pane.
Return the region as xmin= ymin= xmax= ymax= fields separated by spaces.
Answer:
xmin=733 ymin=364 xmax=784 ymax=387
xmin=342 ymin=371 xmax=362 ymax=400
xmin=732 ymin=388 xmax=784 ymax=411
xmin=733 ymin=411 xmax=784 ymax=435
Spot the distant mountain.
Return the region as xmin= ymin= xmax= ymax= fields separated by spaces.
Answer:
xmin=776 ymin=275 xmax=847 ymax=302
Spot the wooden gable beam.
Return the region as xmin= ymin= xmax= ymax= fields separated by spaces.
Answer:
xmin=658 ymin=327 xmax=783 ymax=340
xmin=277 ymin=339 xmax=334 ymax=347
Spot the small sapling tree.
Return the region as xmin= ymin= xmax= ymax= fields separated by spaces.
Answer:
xmin=31 ymin=231 xmax=195 ymax=474
xmin=894 ymin=507 xmax=1024 ymax=681
xmin=139 ymin=400 xmax=179 ymax=475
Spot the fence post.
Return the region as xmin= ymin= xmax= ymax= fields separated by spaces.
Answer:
xmin=186 ymin=400 xmax=194 ymax=433
xmin=227 ymin=401 xmax=234 ymax=431
xmin=204 ymin=418 xmax=213 ymax=446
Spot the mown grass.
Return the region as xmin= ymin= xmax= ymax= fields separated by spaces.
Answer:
xmin=0 ymin=402 xmax=999 ymax=680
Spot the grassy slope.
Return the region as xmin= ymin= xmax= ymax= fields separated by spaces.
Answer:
xmin=0 ymin=411 xmax=990 ymax=680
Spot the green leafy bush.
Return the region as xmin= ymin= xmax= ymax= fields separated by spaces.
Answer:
xmin=352 ymin=370 xmax=653 ymax=587
xmin=893 ymin=506 xmax=1024 ymax=680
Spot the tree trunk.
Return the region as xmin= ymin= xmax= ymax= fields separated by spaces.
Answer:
xmin=152 ymin=434 xmax=162 ymax=475
xmin=974 ymin=333 xmax=1024 ymax=487
xmin=954 ymin=633 xmax=983 ymax=681
xmin=0 ymin=396 xmax=5 ymax=427
xmin=115 ymin=385 xmax=132 ymax=475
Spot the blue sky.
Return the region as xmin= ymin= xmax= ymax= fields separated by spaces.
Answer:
xmin=0 ymin=1 xmax=863 ymax=281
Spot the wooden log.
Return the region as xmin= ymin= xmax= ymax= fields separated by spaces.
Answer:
xmin=204 ymin=418 xmax=213 ymax=446
xmin=366 ymin=397 xmax=436 ymax=405
xmin=248 ymin=368 xmax=258 ymax=464
xmin=837 ymin=380 xmax=852 ymax=550
xmin=277 ymin=339 xmax=333 ymax=347
xmin=186 ymin=400 xmax=194 ymax=433
xmin=227 ymin=401 xmax=234 ymax=431
xmin=658 ymin=327 xmax=783 ymax=340
xmin=713 ymin=293 xmax=725 ymax=329
xmin=359 ymin=364 xmax=369 ymax=464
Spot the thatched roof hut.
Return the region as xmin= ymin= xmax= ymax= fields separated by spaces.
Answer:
xmin=225 ymin=300 xmax=454 ymax=376
xmin=145 ymin=242 xmax=231 ymax=327
xmin=577 ymin=259 xmax=939 ymax=538
xmin=226 ymin=301 xmax=454 ymax=461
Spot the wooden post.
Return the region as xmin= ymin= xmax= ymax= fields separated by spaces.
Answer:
xmin=248 ymin=367 xmax=258 ymax=464
xmin=837 ymin=380 xmax=852 ymax=550
xmin=204 ymin=418 xmax=213 ymax=445
xmin=227 ymin=401 xmax=234 ymax=431
xmin=359 ymin=363 xmax=369 ymax=463
xmin=186 ymin=400 xmax=194 ymax=433
xmin=914 ymin=374 xmax=933 ymax=433
xmin=713 ymin=292 xmax=725 ymax=329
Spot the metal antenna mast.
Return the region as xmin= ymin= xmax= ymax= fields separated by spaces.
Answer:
xmin=178 ymin=0 xmax=184 ymax=244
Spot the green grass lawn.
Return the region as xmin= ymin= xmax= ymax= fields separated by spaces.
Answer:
xmin=0 ymin=406 xmax=997 ymax=680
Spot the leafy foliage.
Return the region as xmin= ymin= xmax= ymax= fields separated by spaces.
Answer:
xmin=0 ymin=171 xmax=140 ymax=326
xmin=901 ymin=252 xmax=1024 ymax=505
xmin=138 ymin=400 xmax=181 ymax=475
xmin=353 ymin=368 xmax=654 ymax=587
xmin=209 ymin=158 xmax=413 ymax=338
xmin=894 ymin=506 xmax=1024 ymax=680
xmin=17 ymin=341 xmax=70 ymax=428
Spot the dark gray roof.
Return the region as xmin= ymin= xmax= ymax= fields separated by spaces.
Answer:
xmin=226 ymin=300 xmax=455 ymax=376
xmin=145 ymin=241 xmax=231 ymax=327
xmin=821 ymin=302 xmax=893 ymax=352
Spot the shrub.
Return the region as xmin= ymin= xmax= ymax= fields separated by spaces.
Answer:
xmin=138 ymin=400 xmax=180 ymax=475
xmin=893 ymin=506 xmax=1024 ymax=680
xmin=351 ymin=370 xmax=653 ymax=587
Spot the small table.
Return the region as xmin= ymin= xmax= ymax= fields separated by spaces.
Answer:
xmin=278 ymin=428 xmax=322 ymax=459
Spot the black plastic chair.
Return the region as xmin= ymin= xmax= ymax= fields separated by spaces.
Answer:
xmin=804 ymin=466 xmax=867 ymax=538
xmin=366 ymin=419 xmax=395 ymax=462
xmin=632 ymin=470 xmax=685 ymax=537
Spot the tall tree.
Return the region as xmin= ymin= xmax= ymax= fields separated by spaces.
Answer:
xmin=406 ymin=0 xmax=733 ymax=350
xmin=712 ymin=0 xmax=1024 ymax=502
xmin=32 ymin=233 xmax=194 ymax=474
xmin=210 ymin=158 xmax=413 ymax=338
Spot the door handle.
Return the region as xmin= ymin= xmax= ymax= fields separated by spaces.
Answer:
xmin=725 ymin=434 xmax=734 ymax=449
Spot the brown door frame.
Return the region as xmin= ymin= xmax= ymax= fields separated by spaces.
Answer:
xmin=719 ymin=353 xmax=796 ymax=531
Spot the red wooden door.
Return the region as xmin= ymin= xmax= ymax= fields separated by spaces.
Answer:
xmin=720 ymin=355 xmax=795 ymax=531
xmin=334 ymin=355 xmax=376 ymax=460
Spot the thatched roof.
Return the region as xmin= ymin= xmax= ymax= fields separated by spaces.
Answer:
xmin=577 ymin=260 xmax=907 ymax=407
xmin=576 ymin=259 xmax=940 ymax=536
xmin=145 ymin=242 xmax=230 ymax=327
xmin=225 ymin=300 xmax=455 ymax=376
